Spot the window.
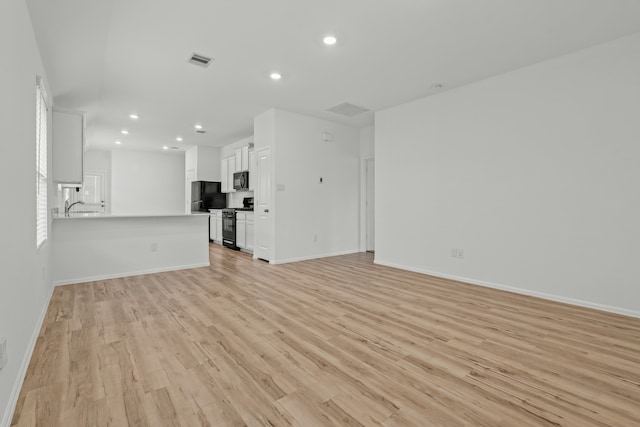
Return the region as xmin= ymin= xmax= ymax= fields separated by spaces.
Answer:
xmin=36 ymin=77 xmax=48 ymax=248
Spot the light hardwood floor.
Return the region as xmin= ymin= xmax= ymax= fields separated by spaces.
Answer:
xmin=11 ymin=244 xmax=640 ymax=426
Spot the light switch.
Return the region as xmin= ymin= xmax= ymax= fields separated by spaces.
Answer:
xmin=0 ymin=337 xmax=7 ymax=370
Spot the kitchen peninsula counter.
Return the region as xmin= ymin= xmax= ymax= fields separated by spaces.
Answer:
xmin=52 ymin=214 xmax=210 ymax=285
xmin=53 ymin=212 xmax=210 ymax=220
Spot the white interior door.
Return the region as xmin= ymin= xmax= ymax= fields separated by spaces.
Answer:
xmin=255 ymin=148 xmax=271 ymax=261
xmin=366 ymin=159 xmax=375 ymax=252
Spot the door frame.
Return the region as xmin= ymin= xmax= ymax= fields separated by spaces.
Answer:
xmin=359 ymin=157 xmax=374 ymax=252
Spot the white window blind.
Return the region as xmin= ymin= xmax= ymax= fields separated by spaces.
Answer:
xmin=36 ymin=77 xmax=48 ymax=248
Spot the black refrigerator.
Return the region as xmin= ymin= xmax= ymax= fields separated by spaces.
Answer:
xmin=191 ymin=181 xmax=225 ymax=212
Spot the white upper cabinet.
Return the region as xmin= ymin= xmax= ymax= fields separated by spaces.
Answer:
xmin=234 ymin=148 xmax=242 ymax=172
xmin=222 ymin=138 xmax=254 ymax=192
xmin=248 ymin=149 xmax=256 ymax=191
xmin=227 ymin=157 xmax=236 ymax=192
xmin=221 ymin=157 xmax=236 ymax=193
xmin=241 ymin=146 xmax=249 ymax=171
xmin=53 ymin=109 xmax=84 ymax=184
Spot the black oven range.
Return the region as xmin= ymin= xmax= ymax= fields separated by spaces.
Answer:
xmin=222 ymin=209 xmax=239 ymax=250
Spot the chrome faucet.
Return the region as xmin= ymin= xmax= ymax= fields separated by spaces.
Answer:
xmin=64 ymin=200 xmax=84 ymax=217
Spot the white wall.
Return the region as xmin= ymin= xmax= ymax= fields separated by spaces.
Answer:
xmin=0 ymin=1 xmax=53 ymax=424
xmin=52 ymin=215 xmax=209 ymax=285
xmin=254 ymin=109 xmax=275 ymax=150
xmin=185 ymin=145 xmax=221 ymax=181
xmin=271 ymin=109 xmax=361 ymax=263
xmin=376 ymin=33 xmax=640 ymax=317
xmin=196 ymin=146 xmax=221 ymax=181
xmin=111 ymin=150 xmax=185 ymax=215
xmin=360 ymin=125 xmax=375 ymax=159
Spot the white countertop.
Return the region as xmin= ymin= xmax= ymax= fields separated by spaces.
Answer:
xmin=53 ymin=213 xmax=210 ymax=220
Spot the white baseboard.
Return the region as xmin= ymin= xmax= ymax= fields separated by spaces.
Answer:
xmin=271 ymin=249 xmax=360 ymax=265
xmin=52 ymin=262 xmax=210 ymax=286
xmin=1 ymin=285 xmax=54 ymax=427
xmin=374 ymin=260 xmax=640 ymax=319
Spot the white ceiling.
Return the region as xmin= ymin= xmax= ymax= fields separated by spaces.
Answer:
xmin=26 ymin=0 xmax=640 ymax=151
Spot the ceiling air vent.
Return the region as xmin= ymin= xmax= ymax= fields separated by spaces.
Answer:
xmin=326 ymin=102 xmax=370 ymax=117
xmin=187 ymin=53 xmax=213 ymax=68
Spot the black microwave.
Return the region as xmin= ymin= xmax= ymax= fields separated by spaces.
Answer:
xmin=233 ymin=171 xmax=249 ymax=191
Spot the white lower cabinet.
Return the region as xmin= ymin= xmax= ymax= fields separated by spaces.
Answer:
xmin=236 ymin=212 xmax=254 ymax=252
xmin=209 ymin=210 xmax=223 ymax=243
xmin=209 ymin=215 xmax=216 ymax=241
xmin=237 ymin=218 xmax=246 ymax=248
xmin=246 ymin=215 xmax=254 ymax=251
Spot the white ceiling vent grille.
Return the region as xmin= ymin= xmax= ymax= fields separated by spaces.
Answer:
xmin=187 ymin=53 xmax=213 ymax=68
xmin=326 ymin=102 xmax=370 ymax=117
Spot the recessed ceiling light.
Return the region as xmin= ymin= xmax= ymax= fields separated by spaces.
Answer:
xmin=194 ymin=124 xmax=203 ymax=130
xmin=323 ymin=35 xmax=337 ymax=46
xmin=270 ymin=72 xmax=282 ymax=81
xmin=162 ymin=146 xmax=169 ymax=150
xmin=115 ymin=140 xmax=122 ymax=145
xmin=129 ymin=114 xmax=139 ymax=119
xmin=176 ymin=137 xmax=183 ymax=142
xmin=121 ymin=129 xmax=129 ymax=135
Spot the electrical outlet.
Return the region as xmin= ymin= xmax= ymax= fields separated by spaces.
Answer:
xmin=150 ymin=243 xmax=158 ymax=252
xmin=0 ymin=337 xmax=7 ymax=370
